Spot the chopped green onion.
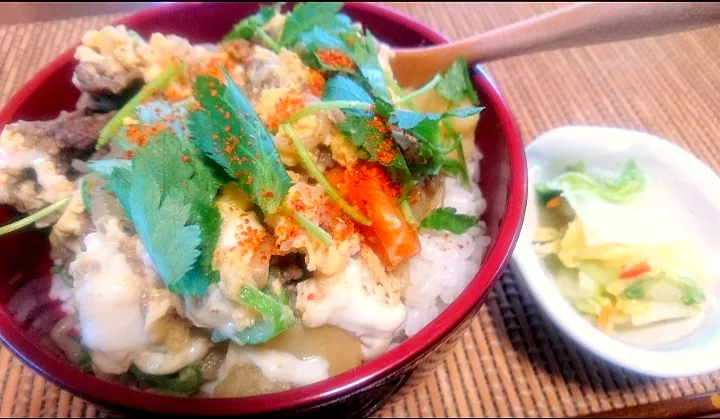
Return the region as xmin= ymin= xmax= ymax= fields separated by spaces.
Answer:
xmin=281 ymin=123 xmax=371 ymax=226
xmin=429 ymin=130 xmax=462 ymax=155
xmin=384 ymin=70 xmax=407 ymax=99
xmin=256 ymin=28 xmax=281 ymax=53
xmin=235 ymin=284 xmax=296 ymax=344
xmin=400 ymin=199 xmax=418 ymax=227
xmin=96 ymin=63 xmax=184 ymax=150
xmin=441 ymin=119 xmax=470 ymax=188
xmin=0 ymin=195 xmax=72 ymax=237
xmin=282 ymin=202 xmax=333 ymax=246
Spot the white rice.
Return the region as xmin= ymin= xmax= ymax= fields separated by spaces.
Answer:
xmin=401 ymin=149 xmax=492 ymax=337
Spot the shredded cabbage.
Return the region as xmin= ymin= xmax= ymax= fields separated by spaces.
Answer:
xmin=533 ymin=160 xmax=709 ymax=332
xmin=536 ymin=160 xmax=645 ymax=204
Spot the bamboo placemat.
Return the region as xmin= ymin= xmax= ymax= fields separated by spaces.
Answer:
xmin=2 ymin=2 xmax=720 ymax=417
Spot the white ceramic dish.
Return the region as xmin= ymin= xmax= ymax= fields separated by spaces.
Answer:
xmin=512 ymin=125 xmax=720 ymax=378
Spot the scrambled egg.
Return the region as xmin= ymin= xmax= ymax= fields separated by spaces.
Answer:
xmin=213 ymin=186 xmax=272 ymax=297
xmin=70 ymin=217 xmax=207 ymax=375
xmin=0 ymin=124 xmax=75 ymax=218
xmin=267 ymin=182 xmax=361 ymax=276
xmin=296 ymin=247 xmax=407 ymax=359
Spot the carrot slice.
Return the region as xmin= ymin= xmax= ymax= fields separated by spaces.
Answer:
xmin=619 ymin=261 xmax=651 ymax=279
xmin=597 ymin=305 xmax=613 ymax=332
xmin=545 ymin=196 xmax=562 ymax=209
xmin=327 ymin=162 xmax=420 ymax=270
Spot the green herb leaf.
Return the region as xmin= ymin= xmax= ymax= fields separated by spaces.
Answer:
xmin=189 ymin=69 xmax=291 ymax=215
xmin=109 ymin=131 xmax=222 ymax=296
xmin=296 ymin=26 xmax=355 ymax=72
xmin=110 ymin=99 xmax=190 ymax=153
xmin=222 ymin=4 xmax=278 ymax=42
xmin=390 ymin=108 xmax=484 ymax=132
xmin=87 ymin=159 xmax=131 ymax=178
xmin=336 ymin=114 xmax=413 ymax=196
xmin=110 ymin=168 xmax=202 ymax=294
xmin=441 ymin=120 xmax=471 ymax=188
xmin=298 ymin=27 xmax=351 ymax=53
xmin=294 ymin=17 xmax=359 ymax=71
xmin=336 ymin=114 xmax=386 ymax=159
xmin=388 ymin=156 xmax=414 ymax=199
xmin=409 ymin=155 xmax=464 ymax=178
xmin=374 ymin=97 xmax=394 ymax=119
xmin=323 ymin=75 xmax=373 ymax=105
xmin=279 ymin=2 xmax=344 ymax=47
xmin=324 ymin=77 xmax=420 ymax=194
xmin=184 ymin=203 xmax=222 ymax=289
xmin=420 ymin=207 xmax=478 ymax=234
xmin=96 ymin=64 xmax=182 ymax=150
xmin=136 ymin=100 xmax=191 ymax=140
xmin=130 ymin=132 xmax=220 ymax=225
xmin=390 ymin=108 xmax=483 ymax=160
xmin=352 ymin=33 xmax=392 ymax=104
xmin=435 ymin=58 xmax=479 ymax=105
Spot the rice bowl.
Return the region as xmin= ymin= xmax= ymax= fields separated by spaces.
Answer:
xmin=0 ymin=2 xmax=525 ymax=416
xmin=1 ymin=1 xmax=492 ymax=398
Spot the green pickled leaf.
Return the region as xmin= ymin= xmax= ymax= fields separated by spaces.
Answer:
xmin=538 ymin=160 xmax=646 ymax=204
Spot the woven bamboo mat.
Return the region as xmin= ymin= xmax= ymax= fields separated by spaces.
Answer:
xmin=1 ymin=2 xmax=720 ymax=417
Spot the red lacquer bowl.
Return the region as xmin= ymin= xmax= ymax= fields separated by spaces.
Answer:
xmin=0 ymin=2 xmax=526 ymax=417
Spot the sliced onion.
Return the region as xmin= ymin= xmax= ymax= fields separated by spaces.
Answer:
xmin=87 ymin=174 xmax=133 ymax=234
xmin=51 ymin=315 xmax=84 ymax=364
xmin=409 ymin=177 xmax=444 ymax=221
